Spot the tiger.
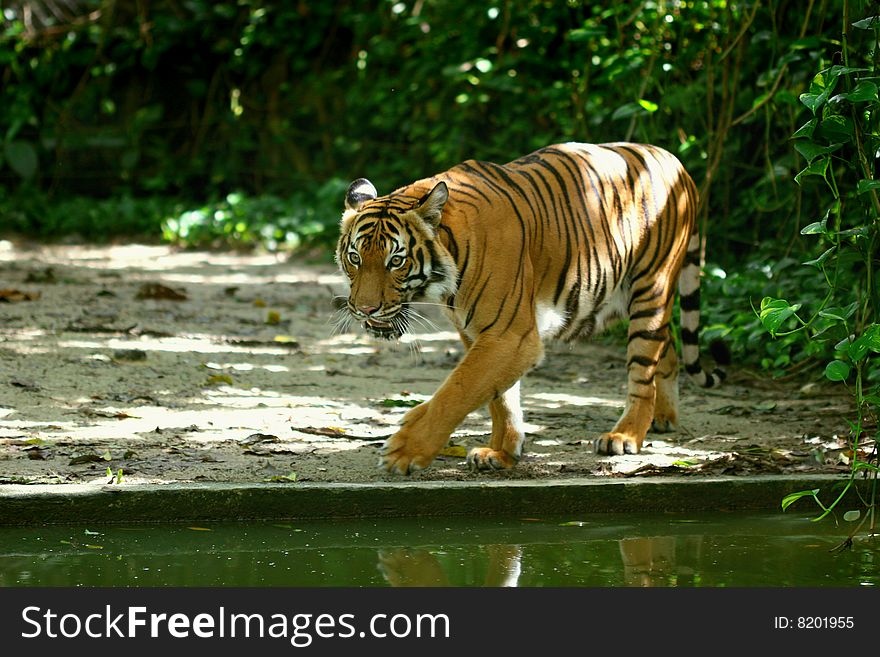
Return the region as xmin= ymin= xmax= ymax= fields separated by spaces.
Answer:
xmin=335 ymin=142 xmax=724 ymax=475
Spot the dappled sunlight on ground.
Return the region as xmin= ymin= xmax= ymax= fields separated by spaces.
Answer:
xmin=0 ymin=243 xmax=854 ymax=485
xmin=528 ymin=392 xmax=625 ymax=409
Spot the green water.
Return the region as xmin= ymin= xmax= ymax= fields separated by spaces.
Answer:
xmin=0 ymin=513 xmax=876 ymax=587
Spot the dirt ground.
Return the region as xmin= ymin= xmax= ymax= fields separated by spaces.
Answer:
xmin=0 ymin=240 xmax=855 ymax=487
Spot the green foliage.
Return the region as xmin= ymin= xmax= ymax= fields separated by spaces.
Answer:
xmin=0 ymin=188 xmax=175 ymax=239
xmin=700 ymin=252 xmax=835 ymax=377
xmin=0 ymin=179 xmax=346 ymax=250
xmin=757 ymin=2 xmax=880 ymax=526
xmin=161 ymin=178 xmax=347 ymax=251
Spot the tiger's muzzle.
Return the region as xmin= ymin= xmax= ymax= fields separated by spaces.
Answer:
xmin=349 ymin=304 xmax=408 ymax=340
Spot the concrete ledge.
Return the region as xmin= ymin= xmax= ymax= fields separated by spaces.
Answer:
xmin=0 ymin=474 xmax=860 ymax=526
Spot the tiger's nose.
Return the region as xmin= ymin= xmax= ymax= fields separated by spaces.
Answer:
xmin=357 ymin=304 xmax=380 ymax=316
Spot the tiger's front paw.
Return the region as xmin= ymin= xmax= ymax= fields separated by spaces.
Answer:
xmin=594 ymin=431 xmax=643 ymax=455
xmin=467 ymin=447 xmax=518 ymax=471
xmin=379 ymin=426 xmax=443 ymax=475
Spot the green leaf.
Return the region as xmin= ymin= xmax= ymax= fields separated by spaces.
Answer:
xmin=803 ymin=247 xmax=834 ymax=268
xmin=800 ymin=216 xmax=828 ymax=235
xmin=857 ymin=179 xmax=880 ymax=194
xmin=826 ymin=65 xmax=869 ymax=78
xmin=843 ymin=510 xmax=861 ymax=522
xmin=611 ymin=102 xmax=644 ymax=120
xmin=858 ymin=324 xmax=880 ymax=352
xmin=567 ymin=26 xmax=606 ymax=41
xmin=852 ymin=16 xmax=880 ymax=29
xmin=638 ymin=99 xmax=658 ymax=112
xmin=781 ymin=489 xmax=819 ymax=511
xmin=380 ymin=398 xmax=421 ymax=408
xmin=824 ymin=360 xmax=851 ymax=381
xmin=815 ymin=115 xmax=854 ymax=143
xmin=838 ymin=80 xmax=879 ymax=103
xmin=794 ymin=157 xmax=829 ymax=185
xmin=837 ymin=225 xmax=871 ymax=239
xmin=793 ymin=141 xmax=842 ymax=163
xmin=848 ymin=336 xmax=870 ymax=361
xmin=758 ymin=297 xmax=801 ymax=334
xmin=798 ymin=92 xmax=823 ymax=114
xmin=3 ymin=140 xmax=38 ymax=180
xmin=792 ymin=118 xmax=817 ymax=139
xmin=818 ymin=302 xmax=857 ymax=322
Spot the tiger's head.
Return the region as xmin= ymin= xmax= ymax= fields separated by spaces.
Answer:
xmin=336 ymin=178 xmax=457 ymax=340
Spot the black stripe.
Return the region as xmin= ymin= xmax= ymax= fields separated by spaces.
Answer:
xmin=437 ymin=224 xmax=458 ymax=261
xmin=680 ymin=293 xmax=700 ymax=311
xmin=630 ymin=307 xmax=664 ymax=321
xmin=685 ymin=362 xmax=703 ymax=375
xmin=680 ymin=328 xmax=699 ymax=344
xmin=628 ymin=327 xmax=668 ymax=343
xmin=628 ymin=355 xmax=659 ymax=368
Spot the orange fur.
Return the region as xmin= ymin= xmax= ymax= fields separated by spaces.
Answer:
xmin=337 ymin=143 xmax=720 ymax=474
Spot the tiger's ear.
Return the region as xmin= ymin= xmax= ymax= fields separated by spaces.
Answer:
xmin=414 ymin=182 xmax=448 ymax=229
xmin=345 ymin=178 xmax=378 ymax=211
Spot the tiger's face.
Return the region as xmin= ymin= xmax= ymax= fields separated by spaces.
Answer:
xmin=336 ymin=178 xmax=455 ymax=340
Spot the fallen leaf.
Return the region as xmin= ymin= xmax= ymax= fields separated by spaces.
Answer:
xmin=379 ymin=398 xmax=421 ymax=408
xmin=292 ymin=426 xmax=391 ymax=441
xmin=0 ymin=288 xmax=40 ymax=302
xmin=67 ymin=454 xmax=109 ymax=465
xmin=112 ymin=349 xmax=147 ymax=362
xmin=25 ymin=447 xmax=48 ymax=460
xmin=135 ymin=282 xmax=187 ymax=301
xmin=438 ymin=445 xmax=468 ymax=457
xmin=266 ymin=310 xmax=281 ymax=325
xmin=253 ymin=298 xmax=267 ymax=307
xmin=206 ymin=373 xmax=234 ymax=385
xmin=263 ymin=472 xmax=298 ymax=483
xmin=80 ymin=409 xmax=138 ymax=420
xmin=239 ymin=433 xmax=279 ymax=446
xmin=187 ymin=527 xmax=212 ymax=532
xmin=10 ymin=379 xmax=39 ymax=390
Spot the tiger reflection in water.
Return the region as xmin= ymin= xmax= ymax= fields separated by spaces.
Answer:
xmin=377 ymin=536 xmax=703 ymax=587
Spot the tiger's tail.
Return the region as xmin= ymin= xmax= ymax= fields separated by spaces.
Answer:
xmin=678 ymin=231 xmax=725 ymax=388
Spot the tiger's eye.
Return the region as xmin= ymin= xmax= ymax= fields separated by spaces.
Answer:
xmin=348 ymin=252 xmax=361 ymax=266
xmin=389 ymin=255 xmax=405 ymax=268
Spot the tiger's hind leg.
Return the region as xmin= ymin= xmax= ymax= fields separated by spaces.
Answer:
xmin=652 ymin=338 xmax=679 ymax=433
xmin=595 ymin=285 xmax=675 ymax=455
xmin=467 ymin=382 xmax=525 ymax=471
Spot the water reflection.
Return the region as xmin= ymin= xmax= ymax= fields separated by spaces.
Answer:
xmin=0 ymin=513 xmax=876 ymax=587
xmin=378 ymin=545 xmax=522 ymax=587
xmin=618 ymin=536 xmax=702 ymax=587
xmin=375 ymin=538 xmax=702 ymax=587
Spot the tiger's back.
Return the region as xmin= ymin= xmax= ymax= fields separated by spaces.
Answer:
xmin=337 ymin=142 xmax=722 ymax=474
xmin=436 ymin=143 xmax=697 ymax=343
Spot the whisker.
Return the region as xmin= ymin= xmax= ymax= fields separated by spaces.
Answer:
xmin=405 ymin=308 xmax=443 ymax=334
xmin=329 ymin=308 xmax=356 ymax=336
xmin=406 ymin=301 xmax=454 ymax=310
